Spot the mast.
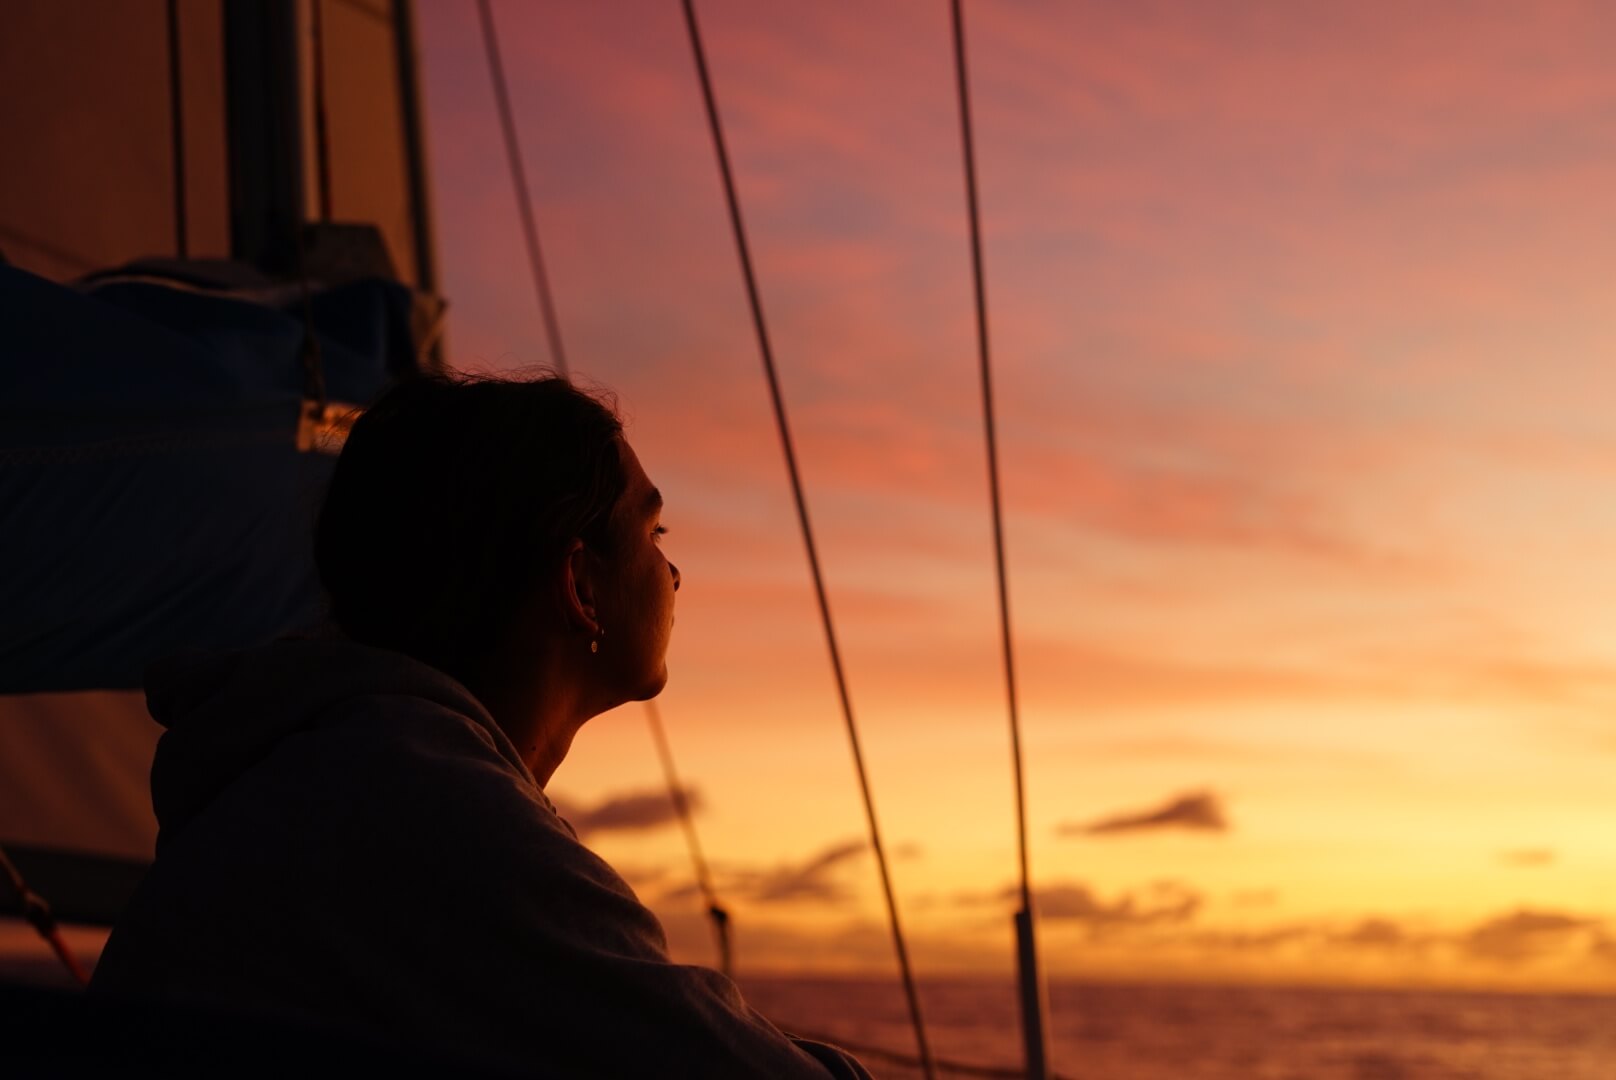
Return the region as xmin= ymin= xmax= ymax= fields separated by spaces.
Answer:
xmin=222 ymin=0 xmax=304 ymax=273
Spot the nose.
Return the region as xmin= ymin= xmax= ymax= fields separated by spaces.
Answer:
xmin=669 ymin=561 xmax=681 ymax=592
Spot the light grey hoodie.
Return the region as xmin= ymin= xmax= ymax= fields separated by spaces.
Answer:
xmin=91 ymin=638 xmax=868 ymax=1079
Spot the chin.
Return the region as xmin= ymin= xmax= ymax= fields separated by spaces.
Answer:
xmin=629 ymin=665 xmax=669 ymax=702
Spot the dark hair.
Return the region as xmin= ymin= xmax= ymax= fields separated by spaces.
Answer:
xmin=315 ymin=372 xmax=626 ymax=684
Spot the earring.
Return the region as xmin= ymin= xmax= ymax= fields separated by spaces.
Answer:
xmin=591 ymin=624 xmax=604 ymax=654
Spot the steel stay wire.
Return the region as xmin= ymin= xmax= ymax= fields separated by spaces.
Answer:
xmin=474 ymin=0 xmax=733 ymax=979
xmin=679 ymin=2 xmax=936 ymax=1076
xmin=646 ymin=700 xmax=733 ymax=979
xmin=476 ymin=0 xmax=570 ymax=378
xmin=949 ymin=0 xmax=1030 ymax=916
xmin=950 ymin=2 xmax=1052 ymax=1077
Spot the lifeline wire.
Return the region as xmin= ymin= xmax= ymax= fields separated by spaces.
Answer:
xmin=679 ymin=3 xmax=936 ymax=1076
xmin=951 ymin=2 xmax=1050 ymax=1077
xmin=646 ymin=700 xmax=733 ymax=979
xmin=476 ymin=0 xmax=570 ymax=377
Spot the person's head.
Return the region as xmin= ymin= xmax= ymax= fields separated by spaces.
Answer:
xmin=315 ymin=372 xmax=679 ymax=724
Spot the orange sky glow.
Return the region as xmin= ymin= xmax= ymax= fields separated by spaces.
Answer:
xmin=414 ymin=0 xmax=1616 ymax=990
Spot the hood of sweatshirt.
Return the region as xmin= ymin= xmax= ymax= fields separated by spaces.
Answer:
xmin=144 ymin=637 xmax=535 ymax=844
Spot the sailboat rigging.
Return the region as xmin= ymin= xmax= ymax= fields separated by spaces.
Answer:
xmin=679 ymin=0 xmax=939 ymax=1075
xmin=948 ymin=2 xmax=1051 ymax=1076
xmin=0 ymin=2 xmax=1061 ymax=1076
xmin=645 ymin=698 xmax=733 ymax=981
xmin=468 ymin=4 xmax=1060 ymax=1074
xmin=474 ymin=0 xmax=735 ymax=982
xmin=476 ymin=0 xmax=570 ymax=379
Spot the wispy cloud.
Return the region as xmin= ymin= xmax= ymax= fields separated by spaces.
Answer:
xmin=955 ymin=879 xmax=1202 ymax=934
xmin=1329 ymin=917 xmax=1422 ymax=950
xmin=1185 ymin=925 xmax=1314 ymax=954
xmin=421 ymin=3 xmax=1616 ymax=990
xmin=646 ymin=878 xmax=1616 ymax=983
xmin=1461 ymin=908 xmax=1604 ymax=964
xmin=551 ymin=786 xmax=702 ymax=837
xmin=1060 ymin=790 xmax=1230 ymax=837
xmin=1087 ymin=736 xmax=1388 ymax=769
xmin=661 ymin=838 xmax=878 ymax=907
xmin=1174 ymin=908 xmax=1608 ymax=966
xmin=749 ymin=839 xmax=868 ymax=904
xmin=1180 ymin=916 xmax=1430 ymax=956
xmin=654 ymin=908 xmax=1008 ymax=975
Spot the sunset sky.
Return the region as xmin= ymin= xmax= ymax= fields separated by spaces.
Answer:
xmin=415 ymin=0 xmax=1616 ymax=990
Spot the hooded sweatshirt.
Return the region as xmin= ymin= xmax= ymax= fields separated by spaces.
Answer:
xmin=90 ymin=638 xmax=868 ymax=1079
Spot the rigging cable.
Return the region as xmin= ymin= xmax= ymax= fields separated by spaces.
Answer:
xmin=165 ymin=0 xmax=188 ymax=257
xmin=476 ymin=0 xmax=570 ymax=377
xmin=472 ymin=0 xmax=734 ymax=977
xmin=679 ymin=3 xmax=936 ymax=1077
xmin=0 ymin=845 xmax=88 ymax=987
xmin=646 ymin=700 xmax=732 ymax=979
xmin=949 ymin=2 xmax=1051 ymax=1077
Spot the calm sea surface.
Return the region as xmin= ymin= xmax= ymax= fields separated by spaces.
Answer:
xmin=740 ymin=976 xmax=1616 ymax=1080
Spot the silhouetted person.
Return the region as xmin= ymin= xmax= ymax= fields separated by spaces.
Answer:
xmin=91 ymin=374 xmax=869 ymax=1079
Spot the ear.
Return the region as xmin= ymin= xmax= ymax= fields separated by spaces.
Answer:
xmin=560 ymin=538 xmax=601 ymax=633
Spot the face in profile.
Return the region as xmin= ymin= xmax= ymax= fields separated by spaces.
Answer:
xmin=594 ymin=438 xmax=680 ymax=703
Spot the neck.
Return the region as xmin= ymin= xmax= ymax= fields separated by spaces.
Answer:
xmin=471 ymin=652 xmax=593 ymax=787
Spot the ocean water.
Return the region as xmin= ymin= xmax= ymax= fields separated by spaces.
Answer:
xmin=739 ymin=976 xmax=1616 ymax=1080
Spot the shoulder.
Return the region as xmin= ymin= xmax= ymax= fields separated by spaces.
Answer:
xmin=294 ymin=691 xmax=646 ymax=910
xmin=282 ymin=691 xmax=569 ymax=847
